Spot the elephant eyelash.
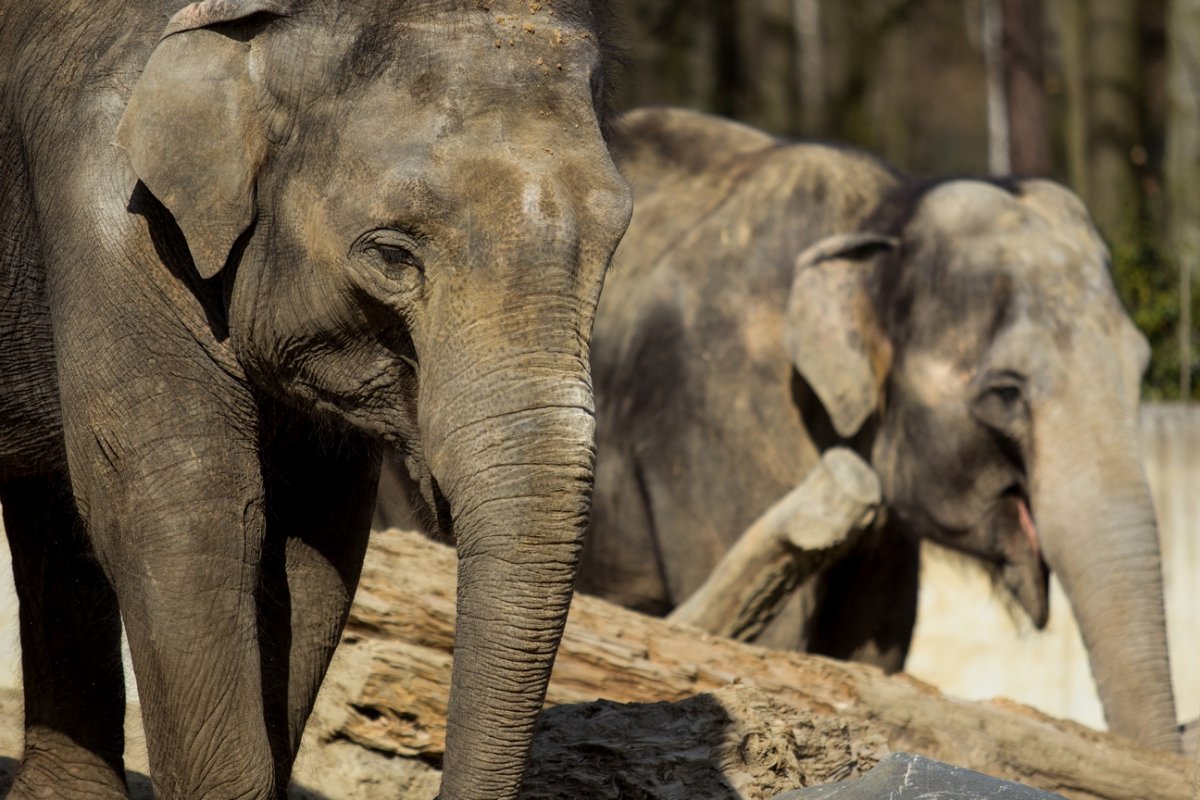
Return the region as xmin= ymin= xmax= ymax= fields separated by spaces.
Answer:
xmin=351 ymin=228 xmax=429 ymax=275
xmin=371 ymin=242 xmax=424 ymax=272
xmin=987 ymin=384 xmax=1022 ymax=405
xmin=976 ymin=370 xmax=1026 ymax=405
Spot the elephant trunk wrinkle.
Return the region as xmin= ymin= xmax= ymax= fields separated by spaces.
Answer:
xmin=410 ymin=354 xmax=596 ymax=798
xmin=1033 ymin=424 xmax=1179 ymax=751
xmin=439 ymin=468 xmax=589 ymax=799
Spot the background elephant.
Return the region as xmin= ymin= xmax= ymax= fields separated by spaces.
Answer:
xmin=0 ymin=1 xmax=629 ymax=798
xmin=576 ymin=107 xmax=1179 ymax=752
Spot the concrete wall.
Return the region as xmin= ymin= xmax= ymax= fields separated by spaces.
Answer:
xmin=907 ymin=402 xmax=1200 ymax=730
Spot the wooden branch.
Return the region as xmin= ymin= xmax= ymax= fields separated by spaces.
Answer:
xmin=309 ymin=528 xmax=1192 ymax=800
xmin=667 ymin=447 xmax=880 ymax=640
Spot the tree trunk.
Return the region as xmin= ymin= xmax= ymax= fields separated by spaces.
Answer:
xmin=1059 ymin=0 xmax=1089 ymax=198
xmin=1084 ymin=0 xmax=1143 ymax=244
xmin=314 ymin=528 xmax=1192 ymax=800
xmin=1167 ymin=0 xmax=1200 ymax=397
xmin=985 ymin=0 xmax=1051 ymax=176
xmin=1000 ymin=0 xmax=1051 ymax=175
xmin=792 ymin=0 xmax=825 ymax=135
xmin=984 ymin=0 xmax=1011 ymax=174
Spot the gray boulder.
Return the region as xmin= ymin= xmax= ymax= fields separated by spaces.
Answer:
xmin=776 ymin=752 xmax=1065 ymax=799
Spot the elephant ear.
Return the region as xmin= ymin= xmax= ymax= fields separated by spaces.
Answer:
xmin=115 ymin=0 xmax=294 ymax=279
xmin=786 ymin=232 xmax=897 ymax=439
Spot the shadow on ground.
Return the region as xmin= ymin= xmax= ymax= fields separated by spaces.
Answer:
xmin=522 ymin=687 xmax=887 ymax=800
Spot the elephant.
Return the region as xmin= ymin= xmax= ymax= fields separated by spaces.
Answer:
xmin=0 ymin=1 xmax=630 ymax=798
xmin=575 ymin=107 xmax=1180 ymax=751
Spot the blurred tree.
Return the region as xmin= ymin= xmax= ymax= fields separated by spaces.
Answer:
xmin=1166 ymin=0 xmax=1200 ymax=395
xmin=1059 ymin=0 xmax=1090 ymax=197
xmin=1084 ymin=0 xmax=1144 ymax=245
xmin=793 ymin=0 xmax=826 ymax=134
xmin=984 ymin=0 xmax=1011 ymax=173
xmin=1000 ymin=0 xmax=1051 ymax=175
xmin=821 ymin=0 xmax=919 ymax=157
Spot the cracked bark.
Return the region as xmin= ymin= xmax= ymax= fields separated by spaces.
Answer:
xmin=299 ymin=527 xmax=1192 ymax=800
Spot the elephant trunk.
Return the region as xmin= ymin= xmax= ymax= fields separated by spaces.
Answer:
xmin=420 ymin=333 xmax=596 ymax=799
xmin=1034 ymin=409 xmax=1179 ymax=751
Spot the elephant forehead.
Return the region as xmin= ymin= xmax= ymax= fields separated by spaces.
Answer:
xmin=297 ymin=87 xmax=597 ymax=225
xmin=304 ymin=29 xmax=600 ymax=171
xmin=329 ymin=5 xmax=600 ymax=105
xmin=384 ymin=0 xmax=601 ymax=28
xmin=911 ymin=181 xmax=1028 ymax=237
xmin=964 ymin=228 xmax=1114 ymax=308
xmin=911 ymin=179 xmax=1100 ymax=243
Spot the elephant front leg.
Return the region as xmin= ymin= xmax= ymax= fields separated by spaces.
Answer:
xmin=256 ymin=418 xmax=379 ymax=787
xmin=2 ymin=473 xmax=127 ymax=800
xmin=72 ymin=433 xmax=279 ymax=800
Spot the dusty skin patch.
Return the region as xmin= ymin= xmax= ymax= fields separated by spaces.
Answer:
xmin=740 ymin=305 xmax=785 ymax=364
xmin=905 ymin=353 xmax=970 ymax=408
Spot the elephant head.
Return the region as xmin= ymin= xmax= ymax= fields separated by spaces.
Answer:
xmin=116 ymin=0 xmax=631 ymax=795
xmin=788 ymin=179 xmax=1178 ymax=750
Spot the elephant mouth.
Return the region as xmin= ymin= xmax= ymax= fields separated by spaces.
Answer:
xmin=996 ymin=486 xmax=1050 ymax=628
xmin=1015 ymin=491 xmax=1040 ymax=558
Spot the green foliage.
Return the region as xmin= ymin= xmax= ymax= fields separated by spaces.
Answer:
xmin=1110 ymin=230 xmax=1198 ymax=400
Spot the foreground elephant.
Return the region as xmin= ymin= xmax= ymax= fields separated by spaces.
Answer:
xmin=0 ymin=1 xmax=629 ymax=797
xmin=577 ymin=107 xmax=1179 ymax=750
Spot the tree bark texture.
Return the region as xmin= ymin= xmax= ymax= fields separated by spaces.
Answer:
xmin=310 ymin=528 xmax=1192 ymax=800
xmin=1059 ymin=0 xmax=1089 ymax=199
xmin=1000 ymin=0 xmax=1051 ymax=175
xmin=985 ymin=0 xmax=1011 ymax=175
xmin=1083 ymin=0 xmax=1143 ymax=244
xmin=792 ymin=0 xmax=825 ymax=135
xmin=1166 ymin=0 xmax=1200 ymax=397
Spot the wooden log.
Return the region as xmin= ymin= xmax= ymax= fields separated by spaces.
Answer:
xmin=524 ymin=685 xmax=890 ymax=799
xmin=667 ymin=447 xmax=880 ymax=640
xmin=308 ymin=528 xmax=1191 ymax=800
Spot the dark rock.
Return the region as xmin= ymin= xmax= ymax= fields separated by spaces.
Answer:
xmin=775 ymin=752 xmax=1066 ymax=799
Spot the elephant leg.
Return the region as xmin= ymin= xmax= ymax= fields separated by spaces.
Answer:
xmin=71 ymin=433 xmax=276 ymax=799
xmin=806 ymin=523 xmax=920 ymax=673
xmin=257 ymin=417 xmax=378 ymax=787
xmin=577 ymin=451 xmax=672 ymax=616
xmin=49 ymin=179 xmax=277 ymax=797
xmin=1 ymin=473 xmax=127 ymax=800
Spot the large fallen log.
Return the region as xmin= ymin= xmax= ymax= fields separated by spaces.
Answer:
xmin=308 ymin=528 xmax=1192 ymax=800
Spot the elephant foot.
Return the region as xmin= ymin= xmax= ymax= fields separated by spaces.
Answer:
xmin=7 ymin=728 xmax=128 ymax=800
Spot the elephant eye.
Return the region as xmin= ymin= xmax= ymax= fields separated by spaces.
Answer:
xmin=989 ymin=384 xmax=1021 ymax=406
xmin=373 ymin=243 xmax=423 ymax=272
xmin=972 ymin=371 xmax=1028 ymax=435
xmin=354 ymin=229 xmax=426 ymax=276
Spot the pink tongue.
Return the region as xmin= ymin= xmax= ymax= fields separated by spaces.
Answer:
xmin=1017 ymin=499 xmax=1040 ymax=557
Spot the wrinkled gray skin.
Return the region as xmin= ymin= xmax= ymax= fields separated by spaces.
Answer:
xmin=578 ymin=107 xmax=1178 ymax=751
xmin=0 ymin=1 xmax=630 ymax=798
